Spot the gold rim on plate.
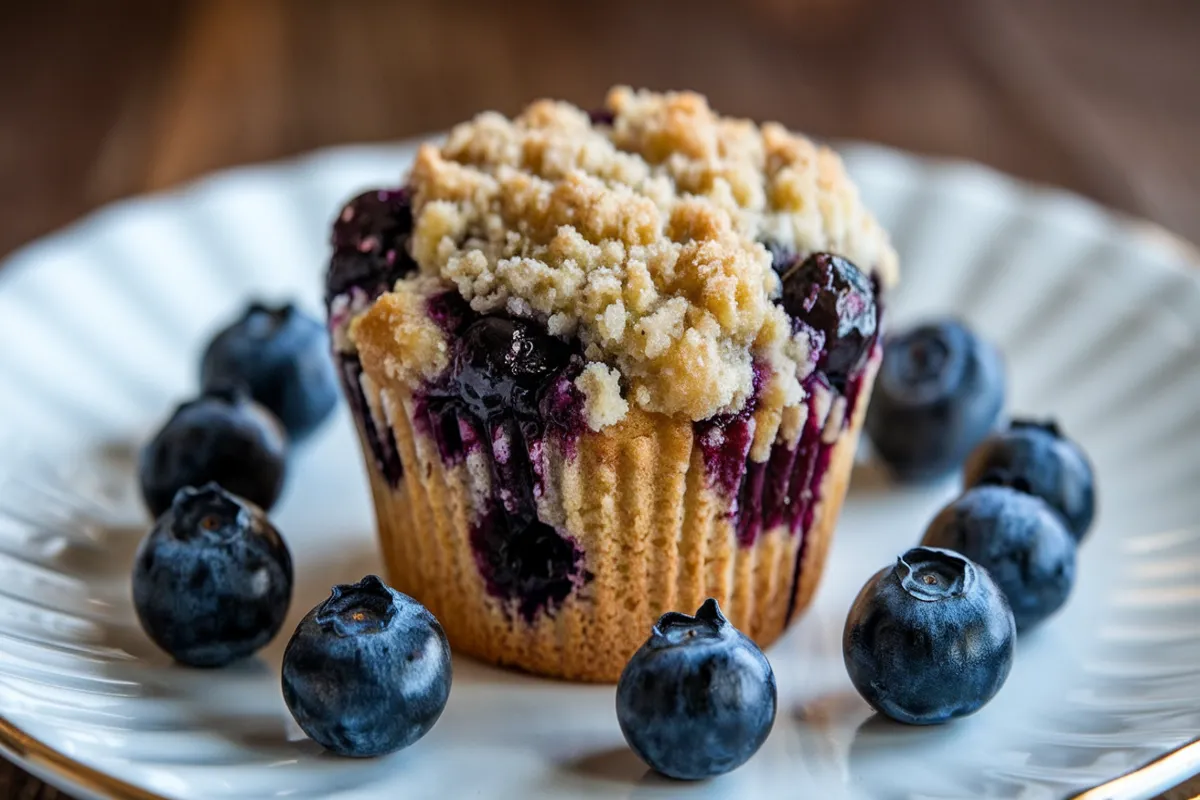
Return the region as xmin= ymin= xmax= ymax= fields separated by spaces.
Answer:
xmin=0 ymin=715 xmax=166 ymax=800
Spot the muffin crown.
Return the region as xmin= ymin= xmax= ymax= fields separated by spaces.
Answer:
xmin=348 ymin=87 xmax=897 ymax=428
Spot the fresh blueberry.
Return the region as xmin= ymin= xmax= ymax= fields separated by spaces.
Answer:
xmin=132 ymin=483 xmax=293 ymax=667
xmin=921 ymin=485 xmax=1076 ymax=630
xmin=777 ymin=252 xmax=878 ymax=391
xmin=282 ymin=575 xmax=452 ymax=758
xmin=616 ymin=599 xmax=776 ymax=780
xmin=865 ymin=319 xmax=1005 ymax=482
xmin=326 ymin=188 xmax=418 ymax=304
xmin=139 ymin=385 xmax=288 ymax=517
xmin=450 ymin=316 xmax=571 ymax=419
xmin=843 ymin=546 xmax=1015 ymax=725
xmin=200 ymin=302 xmax=339 ymax=442
xmin=964 ymin=419 xmax=1096 ymax=542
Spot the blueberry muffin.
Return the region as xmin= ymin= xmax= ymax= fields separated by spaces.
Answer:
xmin=326 ymin=87 xmax=898 ymax=682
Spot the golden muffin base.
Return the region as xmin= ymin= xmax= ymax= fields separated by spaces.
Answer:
xmin=350 ymin=360 xmax=877 ymax=683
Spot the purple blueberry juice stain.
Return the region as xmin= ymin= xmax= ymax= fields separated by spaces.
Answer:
xmin=782 ymin=434 xmax=837 ymax=625
xmin=528 ymin=453 xmax=548 ymax=499
xmin=800 ymin=439 xmax=836 ymax=537
xmin=469 ymin=511 xmax=588 ymax=624
xmin=777 ymin=327 xmax=881 ymax=621
xmin=406 ymin=310 xmax=592 ymax=621
xmin=520 ymin=419 xmax=549 ymax=498
xmin=735 ymin=460 xmax=767 ymax=546
xmin=469 ymin=413 xmax=588 ymax=621
xmin=761 ymin=437 xmax=802 ymax=530
xmin=690 ymin=346 xmax=873 ymax=619
xmin=695 ymin=415 xmax=756 ymax=500
xmin=782 ymin=388 xmax=829 ymax=623
xmin=337 ymin=353 xmax=404 ymax=487
xmin=772 ymin=393 xmax=824 ymax=535
xmin=457 ymin=412 xmax=483 ymax=454
xmin=693 ymin=361 xmax=767 ymax=501
xmin=412 ymin=397 xmax=467 ymax=466
xmin=538 ymin=366 xmax=589 ymax=456
xmin=486 ymin=418 xmax=535 ymax=519
xmin=431 ymin=403 xmax=465 ymax=464
xmin=737 ymin=436 xmax=804 ymax=547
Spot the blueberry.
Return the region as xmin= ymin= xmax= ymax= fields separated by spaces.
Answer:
xmin=921 ymin=485 xmax=1076 ymax=630
xmin=200 ymin=302 xmax=339 ymax=442
xmin=139 ymin=386 xmax=288 ymax=517
xmin=843 ymin=546 xmax=1015 ymax=725
xmin=616 ymin=599 xmax=776 ymax=780
xmin=470 ymin=511 xmax=587 ymax=622
xmin=778 ymin=252 xmax=877 ymax=391
xmin=588 ymin=108 xmax=616 ymax=126
xmin=865 ymin=319 xmax=1005 ymax=482
xmin=326 ymin=188 xmax=418 ymax=304
xmin=964 ymin=419 xmax=1095 ymax=542
xmin=282 ymin=575 xmax=452 ymax=758
xmin=132 ymin=483 xmax=293 ymax=667
xmin=450 ymin=316 xmax=571 ymax=419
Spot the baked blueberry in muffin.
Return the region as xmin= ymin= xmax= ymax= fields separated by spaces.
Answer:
xmin=327 ymin=188 xmax=419 ymax=304
xmin=325 ymin=88 xmax=899 ymax=681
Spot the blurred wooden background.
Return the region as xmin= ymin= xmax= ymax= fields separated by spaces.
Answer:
xmin=2 ymin=0 xmax=1199 ymax=261
xmin=1 ymin=0 xmax=1198 ymax=797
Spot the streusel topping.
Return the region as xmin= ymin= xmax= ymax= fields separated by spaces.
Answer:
xmin=351 ymin=87 xmax=897 ymax=424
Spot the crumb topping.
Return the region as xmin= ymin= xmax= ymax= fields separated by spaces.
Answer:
xmin=348 ymin=87 xmax=897 ymax=428
xmin=350 ymin=275 xmax=453 ymax=388
xmin=574 ymin=363 xmax=628 ymax=432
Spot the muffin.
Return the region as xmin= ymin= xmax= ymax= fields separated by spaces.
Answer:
xmin=325 ymin=87 xmax=898 ymax=682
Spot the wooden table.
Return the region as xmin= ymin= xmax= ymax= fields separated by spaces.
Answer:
xmin=1 ymin=1 xmax=1197 ymax=797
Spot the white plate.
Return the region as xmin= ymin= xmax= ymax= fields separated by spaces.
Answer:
xmin=0 ymin=140 xmax=1198 ymax=800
